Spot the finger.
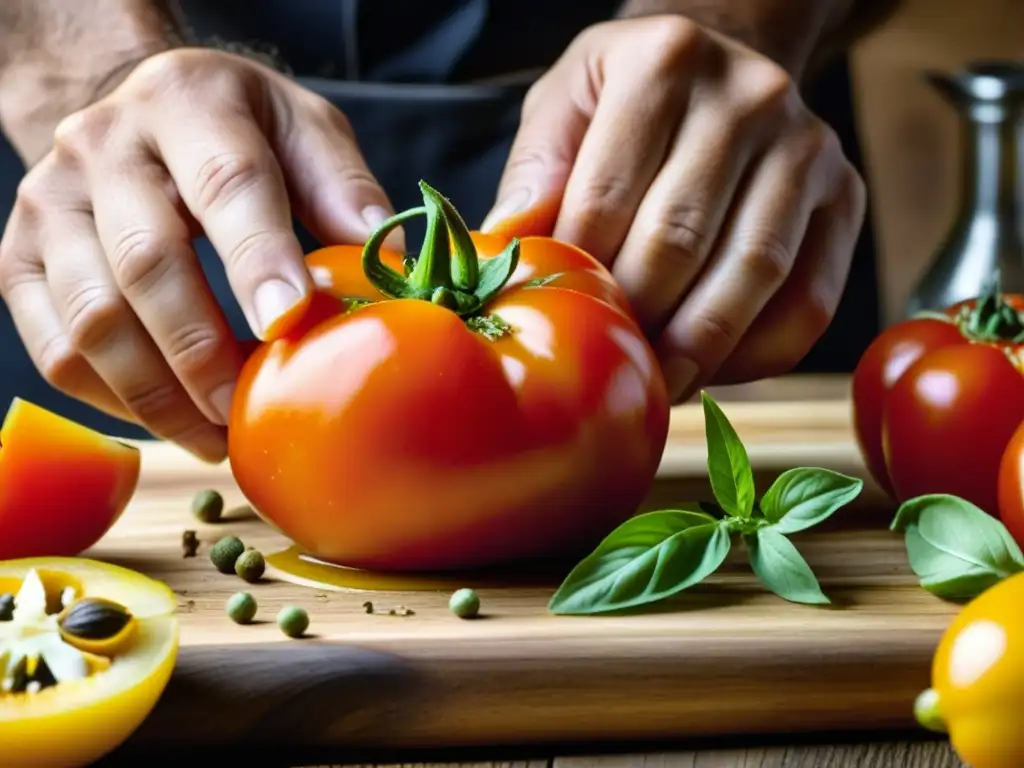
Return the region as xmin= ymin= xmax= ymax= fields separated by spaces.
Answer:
xmin=479 ymin=68 xmax=590 ymax=234
xmin=1 ymin=268 xmax=133 ymax=423
xmin=146 ymin=107 xmax=314 ymax=341
xmin=610 ymin=90 xmax=781 ymax=335
xmin=0 ymin=203 xmax=133 ymax=423
xmin=654 ymin=134 xmax=833 ymax=402
xmin=89 ymin=155 xmax=244 ymax=426
xmin=713 ymin=166 xmax=867 ymax=384
xmin=271 ymin=90 xmax=404 ymax=251
xmin=43 ymin=210 xmax=227 ymax=462
xmin=547 ymin=38 xmax=696 ymax=264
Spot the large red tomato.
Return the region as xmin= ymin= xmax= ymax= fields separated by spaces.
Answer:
xmin=227 ymin=182 xmax=670 ymax=572
xmin=852 ymin=290 xmax=1024 ymax=516
xmin=0 ymin=398 xmax=141 ymax=559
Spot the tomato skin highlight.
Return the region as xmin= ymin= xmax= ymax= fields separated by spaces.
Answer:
xmin=882 ymin=343 xmax=1024 ymax=516
xmin=0 ymin=399 xmax=141 ymax=560
xmin=850 ymin=317 xmax=965 ymax=496
xmin=227 ymin=190 xmax=670 ymax=572
xmin=998 ymin=421 xmax=1024 ymax=548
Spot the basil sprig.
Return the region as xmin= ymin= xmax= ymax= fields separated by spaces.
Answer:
xmin=548 ymin=391 xmax=864 ymax=615
xmin=891 ymin=493 xmax=1024 ymax=599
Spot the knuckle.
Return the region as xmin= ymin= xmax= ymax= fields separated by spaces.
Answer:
xmin=687 ymin=306 xmax=742 ymax=351
xmin=128 ymin=49 xmax=247 ymax=103
xmin=644 ymin=204 xmax=712 ymax=271
xmin=572 ymin=178 xmax=636 ymax=227
xmin=647 ymin=16 xmax=703 ymax=71
xmin=120 ymin=380 xmax=182 ymax=425
xmin=163 ymin=323 xmax=225 ymax=375
xmin=788 ymin=125 xmax=834 ymax=182
xmin=52 ymin=104 xmax=118 ymax=157
xmin=15 ymin=162 xmax=59 ymax=213
xmin=805 ymin=122 xmax=840 ymax=162
xmin=36 ymin=335 xmax=89 ymax=391
xmin=201 ymin=64 xmax=254 ymax=103
xmin=735 ymin=59 xmax=793 ymax=120
xmin=110 ymin=228 xmax=177 ymax=294
xmin=192 ymin=152 xmax=267 ymax=212
xmin=129 ymin=49 xmax=202 ymax=93
xmin=329 ymin=166 xmax=383 ymax=200
xmin=64 ymin=283 xmax=129 ymax=353
xmin=804 ymin=288 xmax=836 ymax=339
xmin=502 ymin=143 xmax=564 ymax=181
xmin=309 ymin=96 xmax=354 ymax=135
xmin=841 ymin=163 xmax=868 ymax=219
xmin=222 ymin=228 xmax=282 ymax=272
xmin=733 ymin=229 xmax=794 ymax=287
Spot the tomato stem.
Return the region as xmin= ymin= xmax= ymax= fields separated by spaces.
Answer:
xmin=961 ymin=274 xmax=1024 ymax=342
xmin=361 ymin=181 xmax=520 ymax=317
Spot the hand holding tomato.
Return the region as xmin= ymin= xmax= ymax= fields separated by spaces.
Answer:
xmin=0 ymin=48 xmax=398 ymax=464
xmin=483 ymin=15 xmax=867 ymax=402
xmin=852 ymin=287 xmax=1024 ymax=519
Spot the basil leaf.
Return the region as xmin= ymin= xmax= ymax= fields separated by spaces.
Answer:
xmin=904 ymin=526 xmax=1009 ymax=599
xmin=745 ymin=528 xmax=830 ymax=605
xmin=547 ymin=510 xmax=731 ymax=615
xmin=701 ymin=391 xmax=755 ymax=519
xmin=760 ymin=467 xmax=864 ymax=533
xmin=891 ymin=494 xmax=1024 ymax=599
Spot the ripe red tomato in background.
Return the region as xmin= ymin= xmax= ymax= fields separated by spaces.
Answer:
xmin=850 ymin=317 xmax=965 ymax=497
xmin=851 ymin=290 xmax=1024 ymax=519
xmin=999 ymin=421 xmax=1024 ymax=547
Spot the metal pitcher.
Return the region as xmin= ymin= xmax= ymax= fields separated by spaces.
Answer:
xmin=905 ymin=62 xmax=1024 ymax=316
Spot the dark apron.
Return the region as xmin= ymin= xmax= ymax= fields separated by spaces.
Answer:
xmin=0 ymin=0 xmax=880 ymax=437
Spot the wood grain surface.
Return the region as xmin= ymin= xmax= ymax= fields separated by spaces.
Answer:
xmin=553 ymin=742 xmax=966 ymax=767
xmin=99 ymin=739 xmax=967 ymax=766
xmin=76 ymin=376 xmax=960 ymax=755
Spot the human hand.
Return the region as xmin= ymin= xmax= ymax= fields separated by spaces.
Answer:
xmin=483 ymin=15 xmax=867 ymax=403
xmin=0 ymin=49 xmax=396 ymax=462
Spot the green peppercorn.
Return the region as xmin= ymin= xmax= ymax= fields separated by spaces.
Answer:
xmin=191 ymin=489 xmax=225 ymax=523
xmin=234 ymin=549 xmax=265 ymax=583
xmin=210 ymin=535 xmax=245 ymax=574
xmin=226 ymin=592 xmax=258 ymax=624
xmin=276 ymin=605 xmax=309 ymax=638
xmin=0 ymin=593 xmax=14 ymax=622
xmin=448 ymin=588 xmax=480 ymax=619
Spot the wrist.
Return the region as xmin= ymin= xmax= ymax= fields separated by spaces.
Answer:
xmin=0 ymin=1 xmax=186 ymax=166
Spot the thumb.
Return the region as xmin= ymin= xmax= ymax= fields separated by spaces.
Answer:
xmin=481 ymin=71 xmax=592 ymax=235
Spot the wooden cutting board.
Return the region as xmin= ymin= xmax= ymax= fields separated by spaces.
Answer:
xmin=78 ymin=377 xmax=960 ymax=753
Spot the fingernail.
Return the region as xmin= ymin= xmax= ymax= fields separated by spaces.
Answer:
xmin=481 ymin=188 xmax=532 ymax=233
xmin=253 ymin=279 xmax=304 ymax=339
xmin=208 ymin=382 xmax=235 ymax=425
xmin=664 ymin=356 xmax=700 ymax=403
xmin=363 ymin=205 xmax=405 ymax=251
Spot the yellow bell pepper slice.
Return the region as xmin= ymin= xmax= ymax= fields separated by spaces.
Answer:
xmin=0 ymin=557 xmax=178 ymax=767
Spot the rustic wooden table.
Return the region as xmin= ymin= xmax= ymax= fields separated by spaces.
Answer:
xmin=87 ymin=376 xmax=968 ymax=767
xmin=96 ymin=736 xmax=966 ymax=766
